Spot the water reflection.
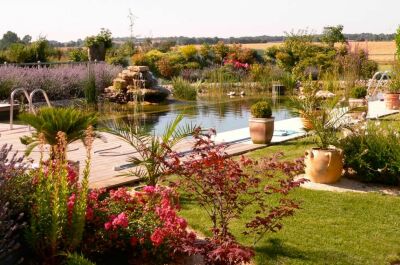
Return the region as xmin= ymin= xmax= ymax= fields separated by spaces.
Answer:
xmin=100 ymin=95 xmax=294 ymax=135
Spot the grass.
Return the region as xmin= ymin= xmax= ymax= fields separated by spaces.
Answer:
xmin=178 ymin=137 xmax=400 ymax=265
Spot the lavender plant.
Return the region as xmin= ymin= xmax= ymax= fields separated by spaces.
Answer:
xmin=0 ymin=63 xmax=122 ymax=100
xmin=0 ymin=144 xmax=30 ymax=265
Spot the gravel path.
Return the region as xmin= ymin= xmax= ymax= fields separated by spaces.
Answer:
xmin=297 ymin=174 xmax=400 ymax=196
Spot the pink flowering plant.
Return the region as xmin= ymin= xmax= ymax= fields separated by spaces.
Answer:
xmin=82 ymin=185 xmax=197 ymax=264
xmin=164 ymin=128 xmax=306 ymax=265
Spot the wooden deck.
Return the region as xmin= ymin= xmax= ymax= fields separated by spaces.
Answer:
xmin=0 ymin=123 xmax=270 ymax=189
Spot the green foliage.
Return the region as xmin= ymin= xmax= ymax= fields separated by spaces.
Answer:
xmin=84 ymin=28 xmax=112 ymax=49
xmin=179 ymin=45 xmax=198 ymax=61
xmin=2 ymin=38 xmax=53 ymax=63
xmin=213 ymin=41 xmax=229 ymax=64
xmin=321 ymin=25 xmax=346 ymax=47
xmin=171 ymin=77 xmax=197 ymax=100
xmin=84 ymin=67 xmax=97 ymax=104
xmin=19 ymin=107 xmax=97 ymax=158
xmin=349 ymin=86 xmax=367 ymax=99
xmin=26 ymin=131 xmax=93 ymax=263
xmin=69 ymin=48 xmax=88 ymax=62
xmin=65 ymin=252 xmax=96 ymax=265
xmin=396 ymin=26 xmax=400 ymax=60
xmin=388 ymin=62 xmax=400 ymax=93
xmin=250 ymin=101 xmax=272 ymax=118
xmin=106 ymin=114 xmax=196 ymax=186
xmin=267 ymin=30 xmax=338 ymax=78
xmin=0 ymin=31 xmax=20 ymax=50
xmin=339 ymin=121 xmax=400 ymax=185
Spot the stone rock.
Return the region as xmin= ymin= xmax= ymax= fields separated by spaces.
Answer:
xmin=128 ymin=65 xmax=149 ymax=72
xmin=316 ymin=90 xmax=335 ymax=99
xmin=103 ymin=65 xmax=169 ymax=104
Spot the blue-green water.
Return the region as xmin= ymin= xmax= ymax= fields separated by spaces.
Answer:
xmin=100 ymin=95 xmax=294 ymax=135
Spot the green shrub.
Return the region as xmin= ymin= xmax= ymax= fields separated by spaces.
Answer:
xmin=69 ymin=48 xmax=88 ymax=62
xmin=339 ymin=121 xmax=400 ymax=185
xmin=65 ymin=253 xmax=96 ymax=265
xmin=349 ymin=86 xmax=367 ymax=99
xmin=250 ymin=101 xmax=272 ymax=118
xmin=171 ymin=77 xmax=197 ymax=101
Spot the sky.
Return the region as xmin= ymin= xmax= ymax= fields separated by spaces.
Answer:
xmin=1 ymin=0 xmax=399 ymax=42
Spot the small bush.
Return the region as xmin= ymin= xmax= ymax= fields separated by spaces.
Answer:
xmin=339 ymin=121 xmax=400 ymax=185
xmin=69 ymin=48 xmax=88 ymax=62
xmin=349 ymin=86 xmax=367 ymax=99
xmin=65 ymin=253 xmax=95 ymax=265
xmin=250 ymin=101 xmax=272 ymax=118
xmin=171 ymin=77 xmax=197 ymax=101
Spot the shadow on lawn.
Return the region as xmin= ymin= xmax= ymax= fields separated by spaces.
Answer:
xmin=255 ymin=238 xmax=358 ymax=265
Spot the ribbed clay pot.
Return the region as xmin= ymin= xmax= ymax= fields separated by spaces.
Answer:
xmin=304 ymin=148 xmax=343 ymax=184
xmin=249 ymin=117 xmax=274 ymax=144
xmin=348 ymin=98 xmax=368 ymax=120
xmin=384 ymin=93 xmax=400 ymax=110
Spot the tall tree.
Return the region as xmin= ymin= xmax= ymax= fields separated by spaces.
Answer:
xmin=321 ymin=25 xmax=347 ymax=47
xmin=0 ymin=31 xmax=20 ymax=49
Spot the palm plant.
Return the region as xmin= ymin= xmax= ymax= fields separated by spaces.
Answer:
xmin=19 ymin=107 xmax=97 ymax=159
xmin=106 ymin=114 xmax=197 ymax=186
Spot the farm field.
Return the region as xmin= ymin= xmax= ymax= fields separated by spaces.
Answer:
xmin=238 ymin=41 xmax=396 ymax=64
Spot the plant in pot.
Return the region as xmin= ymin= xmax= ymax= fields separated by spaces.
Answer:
xmin=19 ymin=107 xmax=98 ymax=173
xmin=304 ymin=97 xmax=348 ymax=184
xmin=385 ymin=66 xmax=400 ymax=110
xmin=84 ymin=28 xmax=113 ymax=61
xmin=290 ymin=80 xmax=323 ymax=131
xmin=249 ymin=101 xmax=274 ymax=144
xmin=348 ymin=86 xmax=368 ymax=120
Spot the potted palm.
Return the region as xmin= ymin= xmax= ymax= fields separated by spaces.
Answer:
xmin=249 ymin=101 xmax=274 ymax=144
xmin=385 ymin=69 xmax=400 ymax=110
xmin=19 ymin=107 xmax=98 ymax=171
xmin=290 ymin=84 xmax=322 ymax=131
xmin=348 ymin=86 xmax=368 ymax=120
xmin=304 ymin=97 xmax=347 ymax=184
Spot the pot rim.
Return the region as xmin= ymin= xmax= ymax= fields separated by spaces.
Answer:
xmin=249 ymin=117 xmax=275 ymax=121
xmin=310 ymin=147 xmax=342 ymax=152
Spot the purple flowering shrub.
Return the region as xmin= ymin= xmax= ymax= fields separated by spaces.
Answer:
xmin=0 ymin=63 xmax=122 ymax=100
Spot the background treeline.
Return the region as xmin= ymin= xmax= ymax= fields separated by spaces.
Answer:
xmin=47 ymin=33 xmax=396 ymax=48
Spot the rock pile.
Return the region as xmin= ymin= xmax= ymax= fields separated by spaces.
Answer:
xmin=103 ymin=66 xmax=170 ymax=104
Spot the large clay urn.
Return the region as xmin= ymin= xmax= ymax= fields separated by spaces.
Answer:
xmin=384 ymin=93 xmax=400 ymax=110
xmin=304 ymin=148 xmax=343 ymax=184
xmin=88 ymin=42 xmax=106 ymax=61
xmin=249 ymin=117 xmax=274 ymax=144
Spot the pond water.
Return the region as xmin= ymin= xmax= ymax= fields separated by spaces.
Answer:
xmin=99 ymin=94 xmax=295 ymax=135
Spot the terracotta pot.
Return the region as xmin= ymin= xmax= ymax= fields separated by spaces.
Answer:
xmin=299 ymin=110 xmax=321 ymax=131
xmin=249 ymin=117 xmax=274 ymax=144
xmin=384 ymin=93 xmax=400 ymax=110
xmin=304 ymin=148 xmax=343 ymax=184
xmin=348 ymin=98 xmax=368 ymax=120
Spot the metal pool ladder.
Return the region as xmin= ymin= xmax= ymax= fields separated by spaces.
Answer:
xmin=9 ymin=88 xmax=52 ymax=130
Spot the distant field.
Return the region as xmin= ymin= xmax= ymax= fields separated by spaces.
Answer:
xmin=239 ymin=41 xmax=397 ymax=64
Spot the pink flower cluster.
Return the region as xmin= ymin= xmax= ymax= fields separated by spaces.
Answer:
xmin=223 ymin=59 xmax=249 ymax=69
xmin=104 ymin=212 xmax=129 ymax=231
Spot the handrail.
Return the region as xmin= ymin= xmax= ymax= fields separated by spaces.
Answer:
xmin=29 ymin=89 xmax=52 ymax=114
xmin=10 ymin=88 xmax=32 ymax=130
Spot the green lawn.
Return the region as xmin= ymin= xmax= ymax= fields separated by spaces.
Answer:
xmin=178 ymin=137 xmax=400 ymax=265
